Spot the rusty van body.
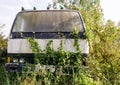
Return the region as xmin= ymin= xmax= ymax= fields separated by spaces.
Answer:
xmin=5 ymin=10 xmax=89 ymax=72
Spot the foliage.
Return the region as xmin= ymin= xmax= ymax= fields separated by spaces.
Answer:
xmin=0 ymin=25 xmax=7 ymax=84
xmin=0 ymin=25 xmax=7 ymax=63
xmin=4 ymin=30 xmax=100 ymax=85
xmin=24 ymin=33 xmax=99 ymax=85
xmin=0 ymin=24 xmax=7 ymax=48
xmin=79 ymin=1 xmax=120 ymax=85
xmin=58 ymin=0 xmax=120 ymax=84
xmin=1 ymin=0 xmax=120 ymax=85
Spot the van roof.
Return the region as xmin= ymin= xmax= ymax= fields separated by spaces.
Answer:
xmin=19 ymin=10 xmax=79 ymax=13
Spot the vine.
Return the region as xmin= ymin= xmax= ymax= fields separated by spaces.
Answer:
xmin=72 ymin=27 xmax=80 ymax=51
xmin=24 ymin=29 xmax=90 ymax=85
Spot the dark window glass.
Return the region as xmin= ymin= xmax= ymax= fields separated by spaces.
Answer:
xmin=12 ymin=11 xmax=84 ymax=32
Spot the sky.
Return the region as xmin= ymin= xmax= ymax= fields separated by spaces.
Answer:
xmin=0 ymin=0 xmax=52 ymax=37
xmin=0 ymin=0 xmax=120 ymax=37
xmin=100 ymin=0 xmax=120 ymax=23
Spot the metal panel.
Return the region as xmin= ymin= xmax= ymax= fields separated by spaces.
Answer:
xmin=8 ymin=39 xmax=89 ymax=54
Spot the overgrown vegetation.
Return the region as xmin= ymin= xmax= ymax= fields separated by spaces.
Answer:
xmin=4 ymin=30 xmax=100 ymax=85
xmin=0 ymin=0 xmax=120 ymax=85
xmin=0 ymin=25 xmax=7 ymax=63
xmin=61 ymin=0 xmax=120 ymax=84
xmin=79 ymin=1 xmax=120 ymax=84
xmin=0 ymin=25 xmax=7 ymax=85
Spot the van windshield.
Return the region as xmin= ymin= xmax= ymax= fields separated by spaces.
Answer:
xmin=12 ymin=11 xmax=84 ymax=32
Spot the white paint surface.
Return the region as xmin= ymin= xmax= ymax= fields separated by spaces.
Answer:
xmin=8 ymin=39 xmax=89 ymax=54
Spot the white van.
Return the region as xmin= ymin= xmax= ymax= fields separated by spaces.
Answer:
xmin=5 ymin=10 xmax=89 ymax=72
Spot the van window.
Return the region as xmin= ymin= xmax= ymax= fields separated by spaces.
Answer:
xmin=12 ymin=11 xmax=84 ymax=32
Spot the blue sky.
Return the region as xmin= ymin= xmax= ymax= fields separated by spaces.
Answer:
xmin=0 ymin=0 xmax=120 ymax=37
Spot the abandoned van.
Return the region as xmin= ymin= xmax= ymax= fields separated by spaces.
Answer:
xmin=5 ymin=10 xmax=89 ymax=72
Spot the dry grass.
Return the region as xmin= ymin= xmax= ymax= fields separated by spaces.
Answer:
xmin=21 ymin=77 xmax=35 ymax=85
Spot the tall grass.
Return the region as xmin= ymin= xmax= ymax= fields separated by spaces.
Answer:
xmin=2 ymin=26 xmax=120 ymax=85
xmin=3 ymin=30 xmax=101 ymax=85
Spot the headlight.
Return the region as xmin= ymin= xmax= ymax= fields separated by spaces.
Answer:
xmin=19 ymin=58 xmax=24 ymax=63
xmin=13 ymin=58 xmax=18 ymax=63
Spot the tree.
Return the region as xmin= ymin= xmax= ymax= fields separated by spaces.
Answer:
xmin=55 ymin=0 xmax=120 ymax=84
xmin=0 ymin=24 xmax=7 ymax=48
xmin=0 ymin=24 xmax=7 ymax=63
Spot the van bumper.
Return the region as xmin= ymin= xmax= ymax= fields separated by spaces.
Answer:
xmin=5 ymin=63 xmax=25 ymax=72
